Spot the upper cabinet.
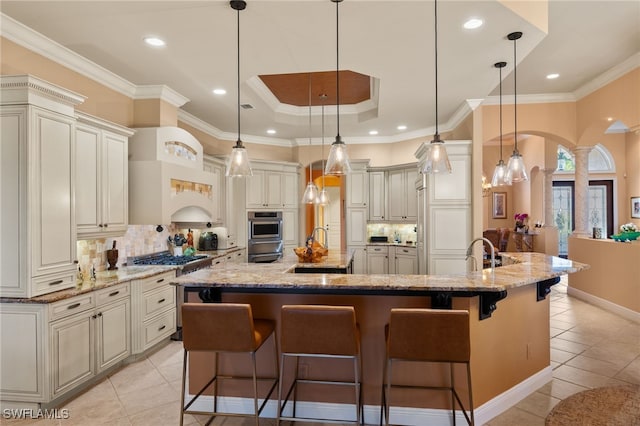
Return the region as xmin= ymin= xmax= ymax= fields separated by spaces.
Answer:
xmin=1 ymin=75 xmax=85 ymax=298
xmin=76 ymin=113 xmax=134 ymax=239
xmin=203 ymin=156 xmax=226 ymax=225
xmin=388 ymin=167 xmax=418 ymax=222
xmin=367 ymin=164 xmax=418 ymax=223
xmin=245 ymin=162 xmax=299 ymax=210
xmin=347 ymin=167 xmax=368 ymax=208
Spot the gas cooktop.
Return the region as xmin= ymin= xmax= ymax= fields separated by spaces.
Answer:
xmin=129 ymin=251 xmax=209 ymax=266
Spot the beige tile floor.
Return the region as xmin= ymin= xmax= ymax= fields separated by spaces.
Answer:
xmin=5 ymin=277 xmax=639 ymax=425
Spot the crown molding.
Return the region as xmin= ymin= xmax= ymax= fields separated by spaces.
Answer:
xmin=0 ymin=13 xmax=137 ymax=98
xmin=482 ymin=92 xmax=576 ymax=105
xmin=178 ymin=109 xmax=294 ymax=148
xmin=573 ymin=51 xmax=640 ymax=100
xmin=134 ymin=85 xmax=190 ymax=108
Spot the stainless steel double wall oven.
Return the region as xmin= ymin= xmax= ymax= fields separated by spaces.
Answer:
xmin=247 ymin=211 xmax=283 ymax=262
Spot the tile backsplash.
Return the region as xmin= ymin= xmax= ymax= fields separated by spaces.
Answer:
xmin=367 ymin=223 xmax=417 ymax=244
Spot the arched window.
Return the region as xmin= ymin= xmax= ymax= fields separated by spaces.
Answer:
xmin=556 ymin=144 xmax=615 ymax=173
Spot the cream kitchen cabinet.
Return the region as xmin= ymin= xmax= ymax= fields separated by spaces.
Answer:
xmin=388 ymin=167 xmax=418 ymax=222
xmin=130 ymin=270 xmax=177 ymax=354
xmin=368 ymin=171 xmax=386 ymax=220
xmin=366 ymin=245 xmax=389 ymax=274
xmin=50 ymin=283 xmax=131 ymax=398
xmin=347 ymin=165 xmax=369 ymax=208
xmin=246 ymin=169 xmax=298 ymax=209
xmin=390 ymin=246 xmax=418 ymax=275
xmin=350 ymin=246 xmax=367 ymax=274
xmin=75 ymin=113 xmax=133 ymax=239
xmin=282 ymin=209 xmax=299 ymax=251
xmin=203 ymin=155 xmax=226 ymax=224
xmin=0 ymin=75 xmax=85 ymax=298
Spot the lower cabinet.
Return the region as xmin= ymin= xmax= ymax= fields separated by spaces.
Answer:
xmin=131 ymin=270 xmax=177 ymax=354
xmin=349 ymin=246 xmax=367 ymax=274
xmin=50 ymin=282 xmax=131 ymax=398
xmin=366 ymin=245 xmax=417 ymax=275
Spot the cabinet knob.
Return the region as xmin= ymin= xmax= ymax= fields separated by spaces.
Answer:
xmin=97 ymin=312 xmax=102 ymax=317
xmin=92 ymin=314 xmax=97 ymax=319
xmin=104 ymin=223 xmax=108 ymax=228
xmin=98 ymin=224 xmax=103 ymax=228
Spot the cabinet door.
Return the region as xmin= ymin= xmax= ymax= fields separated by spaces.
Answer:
xmin=31 ymin=107 xmax=76 ymax=279
xmin=211 ymin=163 xmax=225 ymax=223
xmin=405 ymin=169 xmax=418 ymax=221
xmin=281 ymin=173 xmax=298 ymax=208
xmin=346 ymin=208 xmax=367 ymax=246
xmin=388 ymin=170 xmax=405 ymax=220
xmin=368 ymin=171 xmax=386 ymax=220
xmin=102 ymin=131 xmax=128 ymax=234
xmin=366 ymin=250 xmax=389 ymax=274
xmin=50 ymin=312 xmax=94 ymax=397
xmin=347 ymin=171 xmax=368 ymax=207
xmin=282 ymin=209 xmax=298 ymax=247
xmin=246 ymin=170 xmax=265 ymax=208
xmin=265 ymin=172 xmax=282 ymax=207
xmin=96 ymin=298 xmax=130 ymax=373
xmin=75 ymin=125 xmax=102 ymax=235
xmin=395 ymin=249 xmax=418 ymax=275
xmin=349 ymin=246 xmax=367 ymax=274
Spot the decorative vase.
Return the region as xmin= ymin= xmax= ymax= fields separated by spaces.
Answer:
xmin=106 ymin=249 xmax=118 ymax=270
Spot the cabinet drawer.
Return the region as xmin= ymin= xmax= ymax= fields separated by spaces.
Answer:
xmin=34 ymin=272 xmax=75 ymax=297
xmin=143 ymin=309 xmax=176 ymax=349
xmin=142 ymin=286 xmax=175 ymax=320
xmin=49 ymin=293 xmax=95 ymax=322
xmin=366 ymin=245 xmax=389 ymax=254
xmin=139 ymin=271 xmax=176 ymax=293
xmin=396 ymin=247 xmax=416 ymax=256
xmin=211 ymin=257 xmax=225 ymax=267
xmin=95 ymin=282 xmax=130 ymax=306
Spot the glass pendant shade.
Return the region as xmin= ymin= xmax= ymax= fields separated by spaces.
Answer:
xmin=302 ymin=181 xmax=319 ymax=204
xmin=421 ymin=137 xmax=451 ymax=174
xmin=325 ymin=136 xmax=351 ymax=175
xmin=226 ymin=142 xmax=252 ymax=177
xmin=491 ymin=159 xmax=509 ymax=186
xmin=506 ymin=150 xmax=528 ymax=183
xmin=317 ymin=188 xmax=330 ymax=206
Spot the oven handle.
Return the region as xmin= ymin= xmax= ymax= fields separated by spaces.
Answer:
xmin=249 ymin=253 xmax=282 ymax=262
xmin=248 ymin=239 xmax=283 ymax=245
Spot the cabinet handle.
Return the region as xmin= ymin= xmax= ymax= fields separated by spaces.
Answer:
xmin=99 ymin=224 xmax=104 ymax=228
xmin=49 ymin=280 xmax=63 ymax=286
xmin=227 ymin=256 xmax=231 ymax=260
xmin=403 ymin=249 xmax=409 ymax=253
xmin=109 ymin=291 xmax=120 ymax=297
xmin=104 ymin=224 xmax=108 ymax=228
xmin=67 ymin=303 xmax=81 ymax=310
xmin=158 ymin=325 xmax=166 ymax=331
xmin=157 ymin=279 xmax=165 ymax=283
xmin=97 ymin=312 xmax=102 ymax=317
xmin=158 ymin=298 xmax=166 ymax=304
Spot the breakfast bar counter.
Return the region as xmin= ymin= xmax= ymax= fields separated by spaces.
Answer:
xmin=171 ymin=253 xmax=587 ymax=424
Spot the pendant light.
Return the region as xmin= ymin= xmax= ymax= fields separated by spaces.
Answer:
xmin=421 ymin=0 xmax=451 ymax=174
xmin=491 ymin=61 xmax=509 ymax=187
xmin=226 ymin=0 xmax=252 ymax=177
xmin=505 ymin=31 xmax=528 ymax=183
xmin=301 ymin=74 xmax=320 ymax=203
xmin=317 ymin=94 xmax=330 ymax=205
xmin=324 ymin=0 xmax=351 ymax=175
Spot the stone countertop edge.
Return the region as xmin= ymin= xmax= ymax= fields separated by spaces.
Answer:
xmin=170 ymin=252 xmax=589 ymax=293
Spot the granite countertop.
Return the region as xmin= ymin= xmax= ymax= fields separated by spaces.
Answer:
xmin=0 ymin=265 xmax=179 ymax=304
xmin=171 ymin=252 xmax=589 ymax=293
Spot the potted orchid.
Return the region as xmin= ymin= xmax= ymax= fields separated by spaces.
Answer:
xmin=514 ymin=213 xmax=529 ymax=233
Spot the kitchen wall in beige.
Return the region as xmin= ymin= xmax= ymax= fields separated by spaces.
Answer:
xmin=1 ymin=37 xmax=134 ymax=126
xmin=626 ymin=130 xmax=640 ymax=228
xmin=133 ymin=98 xmax=178 ymax=127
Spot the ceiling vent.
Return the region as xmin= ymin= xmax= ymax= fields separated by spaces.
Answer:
xmin=241 ymin=103 xmax=254 ymax=109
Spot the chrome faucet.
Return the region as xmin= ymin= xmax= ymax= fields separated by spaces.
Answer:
xmin=466 ymin=237 xmax=495 ymax=273
xmin=309 ymin=227 xmax=328 ymax=248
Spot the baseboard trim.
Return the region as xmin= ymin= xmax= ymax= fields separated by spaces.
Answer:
xmin=567 ymin=287 xmax=640 ymax=323
xmin=183 ymin=367 xmax=552 ymax=425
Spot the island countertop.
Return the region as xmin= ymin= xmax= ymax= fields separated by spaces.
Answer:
xmin=171 ymin=252 xmax=588 ymax=293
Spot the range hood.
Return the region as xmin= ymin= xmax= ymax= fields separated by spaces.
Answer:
xmin=128 ymin=127 xmax=215 ymax=225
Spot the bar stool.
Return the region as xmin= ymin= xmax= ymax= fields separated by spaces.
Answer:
xmin=277 ymin=305 xmax=362 ymax=425
xmin=180 ymin=303 xmax=278 ymax=426
xmin=381 ymin=308 xmax=474 ymax=426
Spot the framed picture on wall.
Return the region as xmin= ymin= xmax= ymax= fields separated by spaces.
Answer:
xmin=632 ymin=196 xmax=640 ymax=219
xmin=492 ymin=192 xmax=507 ymax=219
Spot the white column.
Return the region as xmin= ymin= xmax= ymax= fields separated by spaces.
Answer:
xmin=541 ymin=168 xmax=556 ymax=228
xmin=572 ymin=146 xmax=593 ymax=238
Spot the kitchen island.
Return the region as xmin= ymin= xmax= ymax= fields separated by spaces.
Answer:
xmin=172 ymin=252 xmax=587 ymax=425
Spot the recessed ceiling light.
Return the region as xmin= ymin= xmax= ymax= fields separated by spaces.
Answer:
xmin=266 ymin=129 xmax=276 ymax=135
xmin=397 ymin=125 xmax=407 ymax=131
xmin=463 ymin=18 xmax=483 ymax=29
xmin=212 ymin=88 xmax=226 ymax=95
xmin=607 ymin=117 xmax=613 ymax=121
xmin=546 ymin=73 xmax=560 ymax=80
xmin=369 ymin=130 xmax=378 ymax=135
xmin=144 ymin=37 xmax=166 ymax=47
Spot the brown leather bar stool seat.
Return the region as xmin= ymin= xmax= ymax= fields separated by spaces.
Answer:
xmin=278 ymin=305 xmax=362 ymax=425
xmin=180 ymin=303 xmax=278 ymax=426
xmin=381 ymin=308 xmax=474 ymax=426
